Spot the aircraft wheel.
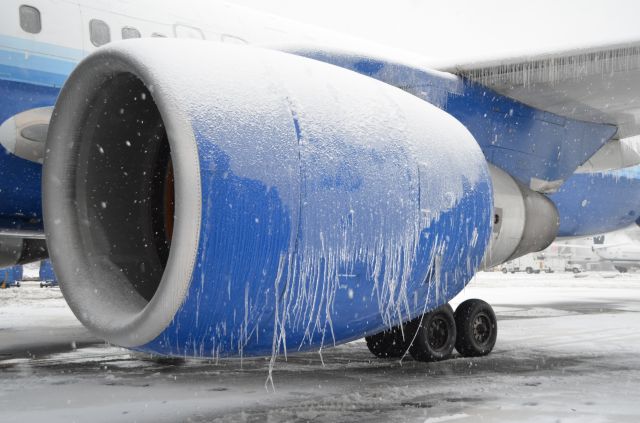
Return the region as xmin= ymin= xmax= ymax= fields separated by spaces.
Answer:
xmin=501 ymin=268 xmax=508 ymax=274
xmin=525 ymin=267 xmax=533 ymax=274
xmin=454 ymin=299 xmax=497 ymax=357
xmin=407 ymin=304 xmax=456 ymax=362
xmin=365 ymin=326 xmax=408 ymax=358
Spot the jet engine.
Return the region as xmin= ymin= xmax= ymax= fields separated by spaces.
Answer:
xmin=481 ymin=165 xmax=559 ymax=269
xmin=43 ymin=40 xmax=492 ymax=358
xmin=0 ymin=235 xmax=48 ymax=268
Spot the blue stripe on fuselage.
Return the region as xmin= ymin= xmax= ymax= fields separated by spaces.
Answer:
xmin=0 ymin=34 xmax=84 ymax=61
xmin=0 ymin=55 xmax=73 ymax=88
xmin=0 ymin=41 xmax=78 ymax=87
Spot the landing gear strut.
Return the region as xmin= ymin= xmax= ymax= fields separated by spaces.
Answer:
xmin=365 ymin=299 xmax=497 ymax=361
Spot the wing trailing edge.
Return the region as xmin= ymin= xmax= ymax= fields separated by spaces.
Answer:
xmin=441 ymin=41 xmax=640 ymax=139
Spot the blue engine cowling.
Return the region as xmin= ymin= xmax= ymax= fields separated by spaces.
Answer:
xmin=43 ymin=40 xmax=492 ymax=358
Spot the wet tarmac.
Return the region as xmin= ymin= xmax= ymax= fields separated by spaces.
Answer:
xmin=1 ymin=273 xmax=639 ymax=422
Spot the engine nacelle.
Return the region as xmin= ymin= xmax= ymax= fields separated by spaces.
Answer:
xmin=44 ymin=40 xmax=492 ymax=358
xmin=481 ymin=165 xmax=559 ymax=269
xmin=0 ymin=235 xmax=48 ymax=268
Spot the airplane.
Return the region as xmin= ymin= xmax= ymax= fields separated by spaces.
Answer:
xmin=1 ymin=0 xmax=640 ymax=363
xmin=552 ymin=225 xmax=640 ymax=273
xmin=592 ymin=228 xmax=640 ymax=273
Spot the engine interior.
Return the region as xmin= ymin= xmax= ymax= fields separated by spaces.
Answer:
xmin=75 ymin=73 xmax=173 ymax=302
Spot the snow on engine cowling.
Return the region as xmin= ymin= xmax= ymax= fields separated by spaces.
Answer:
xmin=44 ymin=40 xmax=492 ymax=358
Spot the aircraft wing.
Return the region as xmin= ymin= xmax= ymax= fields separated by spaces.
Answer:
xmin=438 ymin=41 xmax=640 ymax=140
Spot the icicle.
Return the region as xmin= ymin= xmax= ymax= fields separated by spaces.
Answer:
xmin=458 ymin=45 xmax=640 ymax=87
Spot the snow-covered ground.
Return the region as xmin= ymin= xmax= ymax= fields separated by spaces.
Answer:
xmin=1 ymin=273 xmax=640 ymax=422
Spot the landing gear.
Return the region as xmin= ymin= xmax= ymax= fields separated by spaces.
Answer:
xmin=365 ymin=300 xmax=497 ymax=361
xmin=407 ymin=304 xmax=457 ymax=362
xmin=365 ymin=326 xmax=408 ymax=358
xmin=454 ymin=299 xmax=497 ymax=357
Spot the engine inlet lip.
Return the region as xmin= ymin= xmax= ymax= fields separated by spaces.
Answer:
xmin=43 ymin=41 xmax=202 ymax=347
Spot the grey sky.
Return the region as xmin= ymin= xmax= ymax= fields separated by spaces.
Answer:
xmin=228 ymin=0 xmax=640 ymax=62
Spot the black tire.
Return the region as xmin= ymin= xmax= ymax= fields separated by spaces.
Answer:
xmin=573 ymin=267 xmax=581 ymax=274
xmin=454 ymin=299 xmax=497 ymax=357
xmin=615 ymin=266 xmax=627 ymax=273
xmin=501 ymin=268 xmax=508 ymax=274
xmin=407 ymin=304 xmax=456 ymax=362
xmin=365 ymin=326 xmax=408 ymax=358
xmin=525 ymin=267 xmax=533 ymax=274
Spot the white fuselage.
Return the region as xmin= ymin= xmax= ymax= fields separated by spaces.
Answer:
xmin=0 ymin=0 xmax=405 ymax=68
xmin=594 ymin=244 xmax=640 ymax=265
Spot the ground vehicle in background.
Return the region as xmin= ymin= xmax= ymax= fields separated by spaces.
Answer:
xmin=0 ymin=265 xmax=23 ymax=288
xmin=39 ymin=260 xmax=58 ymax=287
xmin=501 ymin=255 xmax=555 ymax=274
xmin=564 ymin=263 xmax=583 ymax=273
xmin=501 ymin=261 xmax=520 ymax=274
